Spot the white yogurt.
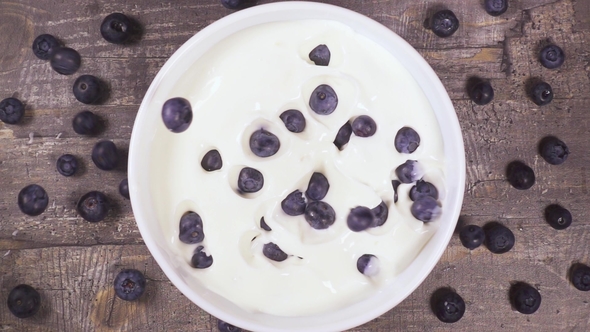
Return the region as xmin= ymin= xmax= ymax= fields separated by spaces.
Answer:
xmin=149 ymin=19 xmax=445 ymax=316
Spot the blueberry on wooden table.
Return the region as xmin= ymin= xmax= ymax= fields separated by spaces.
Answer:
xmin=570 ymin=263 xmax=590 ymax=291
xmin=309 ymin=44 xmax=331 ymax=66
xmin=281 ymin=190 xmax=306 ymax=216
xmin=7 ymin=284 xmax=41 ymax=318
xmin=32 ymin=34 xmax=60 ymax=60
xmin=0 ymin=97 xmax=25 ymax=125
xmin=506 ymin=161 xmax=535 ymax=190
xmin=469 ymin=81 xmax=494 ymax=105
xmin=309 ymin=84 xmax=338 ymax=115
xmin=77 ymin=191 xmax=109 ymax=222
xmin=305 ymin=201 xmax=336 ymax=230
xmin=114 ymin=269 xmax=146 ymax=301
xmin=333 ymin=121 xmax=352 ymax=150
xmin=305 ymin=172 xmax=330 ymax=201
xmin=544 ymin=204 xmax=572 ymax=230
xmin=72 ymin=110 xmax=102 ymax=135
xmin=347 ymin=206 xmax=374 ymax=232
xmin=411 ymin=196 xmax=440 ymax=222
xmin=73 ymin=75 xmax=102 ymax=104
xmin=409 ymin=180 xmax=438 ymax=201
xmin=394 ymin=127 xmax=420 ymax=154
xmin=431 ymin=288 xmax=465 ymax=323
xmin=510 ymin=282 xmax=541 ymax=314
xmin=237 ymin=167 xmax=264 ymax=193
xmin=179 ymin=212 xmax=205 ymax=244
xmin=279 ymin=109 xmax=306 ymax=133
xmin=484 ymin=223 xmax=515 ymax=254
xmin=56 ymin=154 xmax=78 ymax=177
xmin=539 ymin=44 xmax=565 ymax=69
xmin=218 ymin=319 xmax=242 ymax=332
xmin=92 ymin=140 xmax=119 ymax=171
xmin=221 ymin=0 xmax=252 ymax=10
xmin=263 ymin=242 xmax=288 ymax=262
xmin=101 ymin=13 xmax=137 ymax=44
xmin=192 ymin=246 xmax=213 ymax=268
xmin=530 ymin=81 xmax=553 ymax=106
xmin=201 ymin=149 xmax=223 ymax=171
xmin=119 ymin=178 xmax=130 ymax=199
xmin=539 ymin=136 xmax=569 ymax=165
xmin=50 ymin=47 xmax=81 ymax=75
xmin=459 ymin=225 xmax=485 ymax=250
xmin=370 ymin=201 xmax=388 ymax=227
xmin=430 ymin=10 xmax=459 ymax=38
xmin=249 ymin=129 xmax=280 ymax=157
xmin=18 ymin=184 xmax=49 ymax=216
xmin=162 ymin=97 xmax=193 ymax=133
xmin=484 ymin=0 xmax=508 ymax=16
xmin=357 ymin=254 xmax=379 ymax=276
xmin=351 ymin=115 xmax=377 ymax=137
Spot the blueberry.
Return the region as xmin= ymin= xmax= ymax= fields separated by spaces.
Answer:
xmin=459 ymin=225 xmax=485 ymax=250
xmin=395 ymin=160 xmax=421 ymax=184
xmin=162 ymin=97 xmax=192 ymax=133
xmin=411 ymin=196 xmax=440 ymax=222
xmin=506 ymin=161 xmax=535 ymax=190
xmin=431 ymin=289 xmax=465 ymax=323
xmin=305 ymin=172 xmax=330 ymax=201
xmin=179 ymin=212 xmax=205 ymax=244
xmin=539 ymin=44 xmax=565 ymax=69
xmin=394 ymin=127 xmax=420 ymax=154
xmin=263 ymin=242 xmax=288 ymax=262
xmin=279 ymin=109 xmax=306 ymax=133
xmin=371 ymin=201 xmax=388 ymax=227
xmin=77 ymin=191 xmax=109 ymax=222
xmin=281 ymin=190 xmax=306 ymax=216
xmin=7 ymin=284 xmax=41 ymax=318
xmin=201 ymin=149 xmax=223 ymax=171
xmin=392 ymin=180 xmax=401 ymax=203
xmin=410 ymin=180 xmax=439 ymax=201
xmin=56 ymin=154 xmax=78 ymax=176
xmin=484 ymin=0 xmax=508 ymax=16
xmin=191 ymin=245 xmax=213 ymax=268
xmin=530 ymin=81 xmax=553 ymax=106
xmin=347 ymin=206 xmax=374 ymax=232
xmin=72 ymin=110 xmax=102 ymax=135
xmin=309 ymin=84 xmax=338 ymax=115
xmin=237 ymin=167 xmax=263 ymax=193
xmin=334 ymin=121 xmax=353 ymax=150
xmin=430 ymin=10 xmax=459 ymax=38
xmin=249 ymin=129 xmax=280 ymax=157
xmin=260 ymin=217 xmax=271 ymax=231
xmin=544 ymin=204 xmax=572 ymax=230
xmin=305 ymin=201 xmax=336 ymax=230
xmin=32 ymin=34 xmax=60 ymax=60
xmin=73 ymin=75 xmax=102 ymax=104
xmin=50 ymin=47 xmax=81 ymax=75
xmin=351 ymin=115 xmax=377 ymax=137
xmin=218 ymin=319 xmax=242 ymax=332
xmin=357 ymin=254 xmax=379 ymax=276
xmin=113 ymin=269 xmax=146 ymax=301
xmin=309 ymin=44 xmax=331 ymax=66
xmin=221 ymin=0 xmax=249 ymax=9
xmin=510 ymin=282 xmax=541 ymax=314
xmin=570 ymin=263 xmax=590 ymax=291
xmin=0 ymin=97 xmax=25 ymax=125
xmin=539 ymin=136 xmax=569 ymax=165
xmin=119 ymin=178 xmax=130 ymax=199
xmin=469 ymin=81 xmax=494 ymax=105
xmin=92 ymin=140 xmax=119 ymax=171
xmin=18 ymin=184 xmax=48 ymax=216
xmin=484 ymin=223 xmax=515 ymax=254
xmin=101 ymin=13 xmax=136 ymax=44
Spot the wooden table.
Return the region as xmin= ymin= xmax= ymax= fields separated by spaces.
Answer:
xmin=1 ymin=0 xmax=589 ymax=331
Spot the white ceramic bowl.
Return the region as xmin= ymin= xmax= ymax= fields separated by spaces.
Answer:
xmin=129 ymin=2 xmax=465 ymax=331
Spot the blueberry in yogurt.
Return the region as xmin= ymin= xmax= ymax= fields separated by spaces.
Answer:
xmin=395 ymin=160 xmax=421 ymax=184
xmin=56 ymin=154 xmax=78 ymax=177
xmin=394 ymin=127 xmax=420 ymax=154
xmin=50 ymin=47 xmax=81 ymax=75
xmin=391 ymin=180 xmax=401 ymax=203
xmin=411 ymin=196 xmax=440 ymax=222
xmin=357 ymin=254 xmax=379 ymax=276
xmin=530 ymin=81 xmax=553 ymax=106
xmin=113 ymin=269 xmax=146 ymax=301
xmin=347 ymin=206 xmax=374 ymax=232
xmin=539 ymin=136 xmax=569 ymax=165
xmin=0 ymin=97 xmax=25 ymax=125
xmin=305 ymin=201 xmax=336 ymax=230
xmin=309 ymin=84 xmax=338 ymax=115
xmin=281 ymin=190 xmax=306 ymax=216
xmin=409 ymin=180 xmax=438 ymax=201
xmin=279 ymin=109 xmax=306 ymax=133
xmin=249 ymin=129 xmax=280 ymax=157
xmin=192 ymin=246 xmax=213 ymax=268
xmin=570 ymin=263 xmax=590 ymax=291
xmin=179 ymin=212 xmax=205 ymax=244
xmin=162 ymin=97 xmax=192 ymax=133
xmin=237 ymin=167 xmax=263 ymax=193
xmin=18 ymin=184 xmax=49 ymax=216
xmin=351 ymin=115 xmax=377 ymax=137
xmin=218 ymin=319 xmax=242 ymax=332
xmin=263 ymin=242 xmax=288 ymax=262
xmin=371 ymin=201 xmax=388 ymax=227
xmin=539 ymin=44 xmax=565 ymax=69
xmin=305 ymin=172 xmax=329 ymax=201
xmin=73 ymin=75 xmax=102 ymax=104
xmin=32 ymin=34 xmax=60 ymax=60
xmin=506 ymin=161 xmax=535 ymax=190
xmin=309 ymin=44 xmax=331 ymax=66
xmin=544 ymin=204 xmax=572 ymax=230
xmin=260 ymin=217 xmax=271 ymax=231
xmin=430 ymin=10 xmax=459 ymax=38
xmin=484 ymin=0 xmax=508 ymax=16
xmin=92 ymin=140 xmax=119 ymax=171
xmin=7 ymin=284 xmax=41 ymax=318
xmin=510 ymin=282 xmax=541 ymax=314
xmin=334 ymin=121 xmax=353 ymax=150
xmin=201 ymin=149 xmax=223 ymax=171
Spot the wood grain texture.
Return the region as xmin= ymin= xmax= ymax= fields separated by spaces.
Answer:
xmin=1 ymin=0 xmax=590 ymax=331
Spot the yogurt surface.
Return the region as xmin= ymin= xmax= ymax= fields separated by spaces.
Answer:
xmin=149 ymin=19 xmax=445 ymax=316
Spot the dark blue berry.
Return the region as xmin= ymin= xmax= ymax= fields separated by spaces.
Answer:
xmin=72 ymin=110 xmax=102 ymax=135
xmin=237 ymin=167 xmax=263 ymax=193
xmin=50 ymin=47 xmax=81 ymax=75
xmin=179 ymin=212 xmax=205 ymax=244
xmin=114 ymin=269 xmax=146 ymax=301
xmin=32 ymin=34 xmax=60 ymax=60
xmin=162 ymin=97 xmax=192 ymax=133
xmin=510 ymin=282 xmax=541 ymax=314
xmin=411 ymin=196 xmax=440 ymax=222
xmin=305 ymin=201 xmax=336 ymax=229
xmin=218 ymin=319 xmax=242 ymax=332
xmin=0 ymin=97 xmax=25 ymax=125
xmin=409 ymin=180 xmax=438 ymax=201
xmin=73 ymin=75 xmax=102 ymax=104
xmin=506 ymin=161 xmax=535 ymax=190
xmin=459 ymin=225 xmax=485 ymax=250
xmin=357 ymin=254 xmax=378 ymax=276
xmin=539 ymin=44 xmax=565 ymax=69
xmin=351 ymin=115 xmax=377 ymax=137
xmin=279 ymin=109 xmax=306 ymax=133
xmin=221 ymin=0 xmax=249 ymax=9
xmin=101 ymin=13 xmax=136 ymax=44
xmin=260 ymin=217 xmax=271 ymax=231
xmin=92 ymin=140 xmax=119 ymax=171
xmin=347 ymin=206 xmax=374 ymax=232
xmin=56 ymin=154 xmax=78 ymax=177
xmin=249 ymin=129 xmax=280 ymax=157
xmin=392 ymin=180 xmax=401 ymax=203
xmin=201 ymin=149 xmax=223 ymax=171
xmin=431 ymin=289 xmax=465 ymax=323
xmin=305 ymin=172 xmax=329 ymax=201
xmin=431 ymin=10 xmax=459 ymax=38
xmin=192 ymin=246 xmax=213 ymax=268
xmin=484 ymin=0 xmax=508 ymax=16
xmin=77 ymin=191 xmax=109 ymax=222
xmin=7 ymin=284 xmax=40 ymax=318
xmin=469 ymin=81 xmax=494 ymax=105
xmin=309 ymin=84 xmax=338 ymax=115
xmin=263 ymin=242 xmax=288 ymax=262
xmin=281 ymin=190 xmax=306 ymax=216
xmin=531 ymin=82 xmax=553 ymax=106
xmin=570 ymin=263 xmax=590 ymax=291
xmin=544 ymin=204 xmax=572 ymax=230
xmin=395 ymin=160 xmax=421 ymax=184
xmin=309 ymin=44 xmax=331 ymax=66
xmin=119 ymin=178 xmax=130 ymax=199
xmin=394 ymin=127 xmax=420 ymax=154
xmin=334 ymin=121 xmax=352 ymax=150
xmin=539 ymin=136 xmax=569 ymax=165
xmin=18 ymin=184 xmax=48 ymax=216
xmin=484 ymin=223 xmax=514 ymax=254
xmin=371 ymin=201 xmax=388 ymax=227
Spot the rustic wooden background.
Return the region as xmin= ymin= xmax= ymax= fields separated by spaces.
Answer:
xmin=1 ymin=0 xmax=589 ymax=331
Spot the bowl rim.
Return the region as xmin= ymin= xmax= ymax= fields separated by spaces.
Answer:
xmin=129 ymin=2 xmax=465 ymax=331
